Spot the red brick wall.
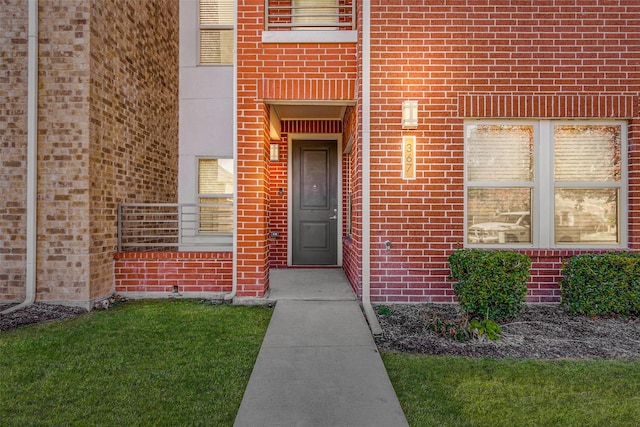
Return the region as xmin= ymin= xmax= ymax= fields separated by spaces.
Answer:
xmin=368 ymin=0 xmax=640 ymax=303
xmin=238 ymin=0 xmax=356 ymax=293
xmin=344 ymin=0 xmax=365 ymax=298
xmin=268 ymin=120 xmax=344 ymax=268
xmin=269 ymin=131 xmax=288 ymax=268
xmin=114 ymin=252 xmax=232 ymax=294
xmin=342 ymin=105 xmax=361 ymax=296
xmin=237 ymin=1 xmax=270 ymax=297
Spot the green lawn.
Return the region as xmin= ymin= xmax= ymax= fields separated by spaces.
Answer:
xmin=0 ymin=300 xmax=272 ymax=426
xmin=383 ymin=352 xmax=640 ymax=427
xmin=4 ymin=300 xmax=639 ymax=427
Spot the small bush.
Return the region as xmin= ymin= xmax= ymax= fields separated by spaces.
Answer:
xmin=425 ymin=314 xmax=503 ymax=342
xmin=560 ymin=252 xmax=640 ymax=316
xmin=377 ymin=305 xmax=391 ymax=316
xmin=425 ymin=314 xmax=471 ymax=342
xmin=449 ymin=249 xmax=530 ymax=322
xmin=469 ymin=319 xmax=502 ymax=341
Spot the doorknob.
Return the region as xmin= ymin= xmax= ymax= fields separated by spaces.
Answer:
xmin=329 ymin=208 xmax=337 ymax=220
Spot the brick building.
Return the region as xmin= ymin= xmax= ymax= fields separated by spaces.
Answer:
xmin=2 ymin=0 xmax=639 ymax=310
xmin=2 ymin=0 xmax=179 ymax=308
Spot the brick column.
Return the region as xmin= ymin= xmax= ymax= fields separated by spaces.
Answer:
xmin=236 ymin=0 xmax=270 ymax=296
xmin=235 ymin=103 xmax=270 ymax=296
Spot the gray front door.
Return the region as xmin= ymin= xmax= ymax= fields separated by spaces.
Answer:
xmin=292 ymin=140 xmax=338 ymax=265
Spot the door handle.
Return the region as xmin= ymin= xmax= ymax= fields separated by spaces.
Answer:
xmin=329 ymin=215 xmax=337 ymax=220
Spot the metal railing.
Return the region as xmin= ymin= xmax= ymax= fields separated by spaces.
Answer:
xmin=118 ymin=203 xmax=233 ymax=252
xmin=265 ymin=0 xmax=355 ymax=31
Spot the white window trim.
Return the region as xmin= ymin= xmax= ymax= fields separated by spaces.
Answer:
xmin=262 ymin=30 xmax=357 ymax=44
xmin=464 ymin=119 xmax=628 ymax=249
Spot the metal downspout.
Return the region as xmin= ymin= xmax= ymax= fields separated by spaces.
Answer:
xmin=360 ymin=0 xmax=382 ymax=336
xmin=3 ymin=0 xmax=38 ymax=315
xmin=224 ymin=0 xmax=239 ymax=301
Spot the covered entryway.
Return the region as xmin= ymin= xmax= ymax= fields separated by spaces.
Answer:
xmin=291 ymin=139 xmax=339 ymax=265
xmin=266 ymin=101 xmax=350 ymax=269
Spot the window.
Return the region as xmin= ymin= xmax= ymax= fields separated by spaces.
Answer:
xmin=198 ymin=158 xmax=233 ymax=233
xmin=465 ymin=121 xmax=626 ymax=247
xmin=293 ymin=0 xmax=338 ymax=30
xmin=199 ymin=0 xmax=233 ymax=65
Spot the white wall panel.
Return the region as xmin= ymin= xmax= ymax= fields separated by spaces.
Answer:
xmin=180 ymin=66 xmax=233 ymax=99
xmin=179 ymin=99 xmax=233 ymax=156
xmin=180 ymin=0 xmax=198 ymax=66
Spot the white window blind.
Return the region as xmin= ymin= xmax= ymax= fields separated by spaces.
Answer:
xmin=554 ymin=125 xmax=620 ymax=182
xmin=293 ymin=0 xmax=338 ymax=29
xmin=466 ymin=124 xmax=534 ymax=182
xmin=198 ymin=158 xmax=233 ymax=233
xmin=200 ymin=0 xmax=233 ymax=25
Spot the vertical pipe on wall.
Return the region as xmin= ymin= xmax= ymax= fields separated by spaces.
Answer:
xmin=360 ymin=0 xmax=382 ymax=336
xmin=3 ymin=0 xmax=38 ymax=314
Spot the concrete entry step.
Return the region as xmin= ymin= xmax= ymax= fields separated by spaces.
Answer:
xmin=267 ymin=268 xmax=356 ymax=301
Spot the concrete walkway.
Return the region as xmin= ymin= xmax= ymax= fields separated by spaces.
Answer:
xmin=234 ymin=269 xmax=408 ymax=427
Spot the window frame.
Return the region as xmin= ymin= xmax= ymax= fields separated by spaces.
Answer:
xmin=198 ymin=0 xmax=234 ymax=66
xmin=464 ymin=119 xmax=627 ymax=249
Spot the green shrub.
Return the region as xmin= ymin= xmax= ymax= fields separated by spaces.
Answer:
xmin=560 ymin=252 xmax=640 ymax=316
xmin=425 ymin=314 xmax=471 ymax=342
xmin=449 ymin=249 xmax=530 ymax=322
xmin=377 ymin=305 xmax=391 ymax=316
xmin=469 ymin=319 xmax=502 ymax=341
xmin=425 ymin=314 xmax=503 ymax=342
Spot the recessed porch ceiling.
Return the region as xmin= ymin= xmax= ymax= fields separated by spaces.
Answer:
xmin=268 ymin=102 xmax=353 ymax=140
xmin=271 ymin=103 xmax=348 ymax=121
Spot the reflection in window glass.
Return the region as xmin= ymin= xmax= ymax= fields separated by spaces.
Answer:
xmin=467 ymin=188 xmax=532 ymax=244
xmin=555 ymin=188 xmax=618 ymax=244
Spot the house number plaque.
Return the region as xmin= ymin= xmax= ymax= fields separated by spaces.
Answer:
xmin=402 ymin=135 xmax=416 ymax=180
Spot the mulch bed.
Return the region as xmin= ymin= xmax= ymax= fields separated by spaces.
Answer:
xmin=374 ymin=303 xmax=640 ymax=360
xmin=0 ymin=303 xmax=88 ymax=332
